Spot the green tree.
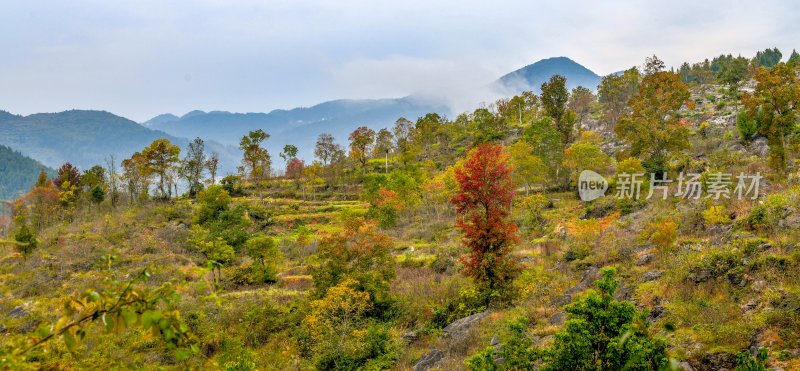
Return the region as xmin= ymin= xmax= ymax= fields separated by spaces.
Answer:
xmin=182 ymin=137 xmax=207 ymax=197
xmin=89 ymin=185 xmax=105 ymax=204
xmin=239 ymin=129 xmax=271 ymax=181
xmin=545 ymin=267 xmax=669 ymax=370
xmin=188 ymin=225 xmax=235 ymax=283
xmin=754 ymin=47 xmax=782 ymax=68
xmin=508 ymin=141 xmax=547 ymax=195
xmin=349 ymin=126 xmax=376 ymax=174
xmin=279 ymin=144 xmax=299 ymax=165
xmin=314 ymin=133 xmax=339 ymax=166
xmin=13 ymin=222 xmax=38 ymax=258
xmin=616 ymin=70 xmax=691 ymax=174
xmin=562 ymin=131 xmax=613 ymax=185
xmin=569 ymin=86 xmax=596 ymax=130
xmin=195 ymin=185 xmax=232 ymax=225
xmin=245 ymin=235 xmax=281 ymax=282
xmin=741 ymin=62 xmax=800 ymax=172
xmin=142 ymin=139 xmax=181 ymax=198
xmin=598 ymin=68 xmax=640 ymax=127
xmin=523 ymin=117 xmax=564 ymax=186
xmin=717 ymin=56 xmax=750 ymax=95
xmin=81 ymin=165 xmax=106 ymax=191
xmin=788 ymin=49 xmax=800 ymax=66
xmin=373 ymin=128 xmax=394 ymax=158
xmin=541 ymin=75 xmax=574 ymax=146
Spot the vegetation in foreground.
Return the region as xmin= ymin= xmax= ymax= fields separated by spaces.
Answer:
xmin=2 ymin=50 xmax=800 ymax=370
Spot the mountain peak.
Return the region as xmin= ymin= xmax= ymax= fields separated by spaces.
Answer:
xmin=497 ymin=56 xmax=601 ymax=94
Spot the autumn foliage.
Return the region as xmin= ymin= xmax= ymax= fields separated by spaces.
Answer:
xmin=451 ymin=144 xmax=519 ymax=301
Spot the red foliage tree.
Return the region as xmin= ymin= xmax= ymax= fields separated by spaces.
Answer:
xmin=451 ymin=144 xmax=519 ymax=301
xmin=285 ymin=158 xmax=305 ymax=181
xmin=54 ymin=163 xmax=81 ymax=190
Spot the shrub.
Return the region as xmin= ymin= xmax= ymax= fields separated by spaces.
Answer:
xmin=643 ymin=217 xmax=678 ymax=251
xmin=465 ymin=268 xmax=670 ymax=370
xmin=466 ymin=318 xmax=539 ymax=371
xmin=743 ymin=194 xmax=791 ymax=232
xmin=735 ymin=347 xmax=768 ymax=371
xmin=13 ymin=222 xmax=38 ymax=257
xmin=431 ymin=285 xmax=486 ymax=329
xmin=704 ymin=205 xmax=732 ymax=225
xmin=245 ymin=235 xmax=281 ymax=283
xmin=303 ymin=278 xmax=397 ymax=370
xmin=195 ymin=186 xmax=232 ymax=225
xmin=544 ymin=268 xmax=669 ymax=370
xmin=736 ymin=109 xmax=758 ymax=141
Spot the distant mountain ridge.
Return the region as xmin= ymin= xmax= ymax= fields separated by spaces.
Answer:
xmin=0 ymin=56 xmax=603 ymax=182
xmin=497 ymin=56 xmax=602 ymax=94
xmin=0 ymin=110 xmax=240 ymax=174
xmin=144 ymin=96 xmax=449 ymax=162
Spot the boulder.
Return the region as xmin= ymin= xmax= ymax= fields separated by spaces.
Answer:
xmin=8 ymin=305 xmax=28 ymax=319
xmin=643 ymin=271 xmax=664 ymax=281
xmin=648 ymin=306 xmax=665 ymax=322
xmin=413 ymin=349 xmax=444 ymax=371
xmin=402 ymin=331 xmax=418 ymax=342
xmin=548 ymin=311 xmax=566 ymax=325
xmin=636 ymin=254 xmax=655 ymax=266
xmin=751 ymin=137 xmax=770 ymax=157
xmin=442 ymin=311 xmax=489 ymax=338
xmin=699 ymin=352 xmax=737 ymax=370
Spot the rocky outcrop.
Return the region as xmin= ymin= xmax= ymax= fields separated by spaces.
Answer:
xmin=413 ymin=349 xmax=444 ymax=371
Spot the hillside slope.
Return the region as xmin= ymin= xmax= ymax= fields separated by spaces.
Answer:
xmin=0 ymin=144 xmax=54 ymax=200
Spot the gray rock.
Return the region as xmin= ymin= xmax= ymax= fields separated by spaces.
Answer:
xmin=402 ymin=331 xmax=418 ymax=342
xmin=701 ymin=352 xmax=737 ymax=370
xmin=489 ymin=335 xmax=500 ymax=346
xmin=413 ymin=349 xmax=444 ymax=371
xmin=648 ymin=306 xmax=665 ymax=322
xmin=565 ymin=266 xmax=600 ymax=295
xmin=551 ymin=294 xmax=572 ymax=307
xmin=442 ymin=311 xmax=489 ymax=338
xmin=549 ymin=311 xmax=566 ymax=325
xmin=643 ymin=271 xmax=664 ymax=281
xmin=636 ymin=254 xmax=655 ymax=266
xmin=688 ymin=268 xmax=712 ymax=283
xmin=679 ymin=361 xmax=694 ymax=371
xmin=751 ymin=137 xmax=770 ymax=157
xmin=8 ymin=305 xmax=28 ymax=319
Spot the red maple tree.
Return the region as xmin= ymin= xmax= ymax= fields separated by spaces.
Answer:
xmin=451 ymin=144 xmax=519 ymax=300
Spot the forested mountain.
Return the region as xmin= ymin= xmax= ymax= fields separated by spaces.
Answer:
xmin=144 ymin=97 xmax=448 ymax=162
xmin=0 ymin=110 xmax=240 ymax=174
xmin=497 ymin=56 xmax=603 ymax=93
xmin=0 ymin=144 xmax=53 ymax=200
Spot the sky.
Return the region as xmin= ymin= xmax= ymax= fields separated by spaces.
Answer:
xmin=1 ymin=0 xmax=799 ymax=122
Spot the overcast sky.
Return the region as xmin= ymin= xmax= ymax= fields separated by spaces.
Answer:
xmin=1 ymin=0 xmax=799 ymax=122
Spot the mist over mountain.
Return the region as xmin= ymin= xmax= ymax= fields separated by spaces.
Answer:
xmin=496 ymin=56 xmax=602 ymax=94
xmin=0 ymin=56 xmax=600 ymax=177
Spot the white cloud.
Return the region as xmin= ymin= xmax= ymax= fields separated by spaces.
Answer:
xmin=0 ymin=0 xmax=798 ymax=120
